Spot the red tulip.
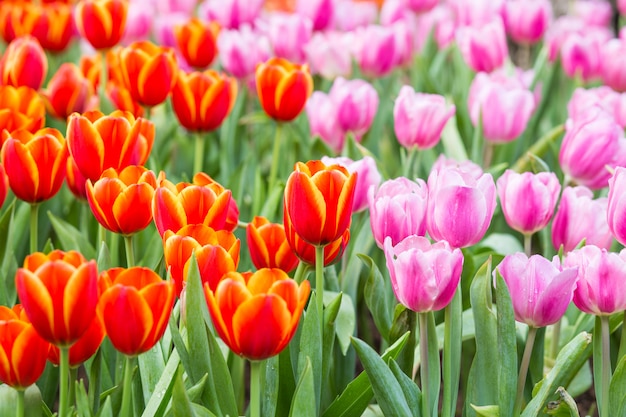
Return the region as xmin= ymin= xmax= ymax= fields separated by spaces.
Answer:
xmin=0 ymin=86 xmax=45 ymax=134
xmin=47 ymin=315 xmax=105 ymax=368
xmin=30 ymin=3 xmax=76 ymax=52
xmin=0 ymin=164 xmax=7 ymax=209
xmin=42 ymin=63 xmax=98 ymax=121
xmin=174 ymin=18 xmax=220 ymax=69
xmin=75 ymin=0 xmax=128 ymax=50
xmin=246 ymin=216 xmax=299 ymax=273
xmin=0 ymin=35 xmax=47 ymax=90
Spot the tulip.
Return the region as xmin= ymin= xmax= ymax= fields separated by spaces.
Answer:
xmin=600 ymin=38 xmax=626 ymax=92
xmin=544 ymin=16 xmax=586 ymax=62
xmin=42 ymin=63 xmax=98 ymax=121
xmin=0 ymin=4 xmax=34 ymax=44
xmin=246 ymin=216 xmax=299 ymax=273
xmin=0 ymin=86 xmax=45 ymax=135
xmin=255 ymin=57 xmax=313 ymax=122
xmin=174 ymin=18 xmax=220 ymax=69
xmin=48 ymin=315 xmax=105 ymax=368
xmin=98 ymin=267 xmax=175 ymax=356
xmin=75 ymin=0 xmax=128 ymax=50
xmin=495 ymin=253 xmax=578 ymax=327
xmin=502 ymin=0 xmax=552 ymax=45
xmin=306 ymin=92 xmax=344 ymax=152
xmin=456 ymin=18 xmax=508 ymax=73
xmin=1 ymin=128 xmax=68 ymax=204
xmin=163 ymin=224 xmax=240 ymax=296
xmin=264 ymin=13 xmax=313 ymax=64
xmin=217 ymin=25 xmax=271 ymax=82
xmin=394 ymin=86 xmax=455 ymax=150
xmin=352 ymin=24 xmax=398 ymax=77
xmin=0 ymin=35 xmax=47 ymax=90
xmin=496 ymin=170 xmax=560 ymax=236
xmin=0 ymin=164 xmax=6 ymax=208
xmin=304 ymin=31 xmax=354 ymax=80
xmin=552 ymin=186 xmax=613 ymax=253
xmin=564 ymin=245 xmax=626 ymax=316
xmin=573 ymin=0 xmax=612 ymax=28
xmin=330 ymin=77 xmax=379 ymax=141
xmin=606 ymin=167 xmax=626 ymax=246
xmin=66 ymin=110 xmax=155 ymax=182
xmin=620 ymin=0 xmax=626 ymax=15
xmin=117 ymin=40 xmax=177 ymax=107
xmin=283 ymin=160 xmax=356 ymax=246
xmin=121 ymin=2 xmax=154 ymax=45
xmin=333 ymin=1 xmax=378 ymax=31
xmin=384 ymin=235 xmax=464 ymax=312
xmin=16 ymin=250 xmax=99 ymax=347
xmin=284 ymin=213 xmax=350 ymax=267
xmin=0 ymin=305 xmax=50 ymax=390
xmin=368 ymin=177 xmax=429 ymax=249
xmin=171 ymin=70 xmax=238 ymax=132
xmin=191 ymin=172 xmax=240 ymax=231
xmin=322 ymin=156 xmax=381 ymax=213
xmin=426 ymin=163 xmax=497 ymax=248
xmin=560 ymin=28 xmax=609 ymax=83
xmin=567 ymin=87 xmax=626 ymax=129
xmin=204 ymin=268 xmax=310 ymax=360
xmin=432 ymin=154 xmax=485 ymax=179
xmin=199 ymin=0 xmax=264 ymax=30
xmin=413 ymin=5 xmax=456 ymax=51
xmin=155 ymin=0 xmax=198 ymax=14
xmin=449 ymin=0 xmax=503 ymax=27
xmin=407 ymin=0 xmax=438 ymax=13
xmin=296 ymin=0 xmax=333 ymax=31
xmin=30 ymin=3 xmax=75 ymax=52
xmin=559 ymin=106 xmax=626 ymax=189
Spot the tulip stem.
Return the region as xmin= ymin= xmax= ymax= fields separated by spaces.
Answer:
xmin=514 ymin=326 xmax=538 ymax=416
xmin=124 ymin=235 xmax=135 ymax=267
xmin=268 ymin=122 xmax=283 ymax=191
xmin=403 ymin=147 xmax=421 ymax=179
xmin=315 ymin=245 xmax=325 ymax=337
xmin=194 ymin=132 xmax=205 ymax=175
xmin=99 ymin=50 xmax=111 ymax=114
xmin=59 ymin=346 xmax=70 ymax=417
xmin=618 ymin=311 xmax=626 ymax=362
xmin=419 ymin=312 xmax=431 ymax=417
xmin=16 ymin=389 xmax=24 ymax=417
xmin=600 ymin=316 xmax=611 ymax=417
xmin=550 ymin=318 xmax=562 ymax=359
xmin=293 ymin=261 xmax=310 ymax=284
xmin=30 ymin=203 xmax=39 ymax=253
xmin=250 ymin=360 xmax=262 ymax=417
xmin=523 ymin=233 xmax=532 ymax=257
xmin=120 ymin=356 xmax=134 ymax=417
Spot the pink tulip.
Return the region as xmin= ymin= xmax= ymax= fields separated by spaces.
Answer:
xmin=330 ymin=77 xmax=379 ymax=140
xmin=122 ymin=2 xmax=154 ymax=44
xmin=426 ymin=163 xmax=496 ymax=248
xmin=352 ymin=24 xmax=398 ymax=77
xmin=601 ymin=38 xmax=626 ymax=93
xmin=620 ymin=0 xmax=626 ymax=15
xmin=322 ymin=156 xmax=381 ymax=213
xmin=607 ymin=167 xmax=626 ymax=246
xmin=456 ymin=18 xmax=508 ymax=73
xmin=333 ymin=1 xmax=378 ymax=31
xmin=564 ymin=245 xmax=626 ymax=316
xmin=567 ymin=87 xmax=626 ymax=129
xmin=297 ymin=0 xmax=334 ymax=31
xmin=407 ymin=0 xmax=438 ymax=14
xmin=306 ymin=92 xmax=344 ymax=153
xmin=431 ymin=154 xmax=484 ymax=179
xmin=573 ymin=0 xmax=612 ymax=28
xmin=152 ymin=13 xmax=188 ymax=48
xmin=495 ymin=253 xmax=578 ymax=327
xmin=560 ymin=28 xmax=610 ymax=82
xmin=198 ymin=0 xmax=263 ymax=29
xmin=551 ymin=186 xmax=613 ymax=253
xmin=305 ymin=31 xmax=353 ymax=79
xmin=393 ymin=86 xmax=455 ymax=150
xmin=502 ymin=0 xmax=552 ymax=45
xmin=413 ymin=5 xmax=456 ymax=51
xmin=262 ymin=13 xmax=313 ymax=64
xmin=545 ymin=16 xmax=586 ymax=62
xmin=154 ymin=0 xmax=197 ymax=14
xmin=449 ymin=0 xmax=503 ymax=27
xmin=496 ymin=170 xmax=560 ymax=235
xmin=384 ymin=235 xmax=464 ymax=313
xmin=381 ymin=0 xmax=412 ymax=26
xmin=368 ymin=177 xmax=429 ymax=248
xmin=217 ymin=25 xmax=271 ymax=81
xmin=559 ymin=106 xmax=626 ymax=189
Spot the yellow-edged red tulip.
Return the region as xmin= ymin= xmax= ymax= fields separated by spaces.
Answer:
xmin=255 ymin=57 xmax=313 ymax=122
xmin=163 ymin=224 xmax=240 ymax=296
xmin=0 ymin=85 xmax=45 ymax=134
xmin=75 ymin=0 xmax=128 ymax=50
xmin=283 ymin=160 xmax=356 ymax=246
xmin=47 ymin=315 xmax=105 ymax=368
xmin=171 ymin=69 xmax=237 ymax=132
xmin=0 ymin=164 xmax=7 ymax=208
xmin=204 ymin=268 xmax=310 ymax=360
xmin=0 ymin=305 xmax=50 ymax=390
xmin=42 ymin=63 xmax=98 ymax=121
xmin=118 ymin=40 xmax=177 ymax=107
xmin=86 ymin=165 xmax=157 ymax=235
xmin=30 ymin=3 xmax=75 ymax=52
xmin=0 ymin=3 xmax=37 ymax=44
xmin=246 ymin=216 xmax=299 ymax=273
xmin=0 ymin=35 xmax=47 ymax=90
xmin=98 ymin=267 xmax=175 ymax=356
xmin=107 ymin=82 xmax=145 ymax=118
xmin=16 ymin=250 xmax=99 ymax=347
xmin=0 ymin=127 xmax=68 ymax=203
xmin=152 ymin=176 xmax=235 ymax=237
xmin=66 ymin=110 xmax=154 ymax=182
xmin=285 ymin=215 xmax=350 ymax=266
xmin=65 ymin=155 xmax=88 ymax=200
xmin=174 ymin=18 xmax=220 ymax=69
xmin=192 ymin=172 xmax=240 ymax=231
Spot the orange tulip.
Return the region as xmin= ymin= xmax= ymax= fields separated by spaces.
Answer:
xmin=75 ymin=0 xmax=128 ymax=50
xmin=16 ymin=250 xmax=99 ymax=347
xmin=0 ymin=85 xmax=45 ymax=134
xmin=285 ymin=215 xmax=350 ymax=266
xmin=66 ymin=110 xmax=154 ymax=182
xmin=204 ymin=268 xmax=310 ymax=360
xmin=98 ymin=267 xmax=175 ymax=356
xmin=0 ymin=3 xmax=37 ymax=44
xmin=152 ymin=177 xmax=235 ymax=237
xmin=0 ymin=164 xmax=7 ymax=209
xmin=174 ymin=18 xmax=220 ymax=69
xmin=246 ymin=216 xmax=299 ymax=273
xmin=1 ymin=127 xmax=68 ymax=203
xmin=192 ymin=172 xmax=240 ymax=231
xmin=0 ymin=35 xmax=47 ymax=90
xmin=47 ymin=315 xmax=105 ymax=368
xmin=0 ymin=305 xmax=50 ymax=390
xmin=163 ymin=224 xmax=240 ymax=296
xmin=117 ymin=40 xmax=177 ymax=107
xmin=283 ymin=160 xmax=356 ymax=246
xmin=65 ymin=155 xmax=88 ymax=200
xmin=42 ymin=63 xmax=98 ymax=121
xmin=86 ymin=165 xmax=157 ymax=235
xmin=171 ymin=69 xmax=237 ymax=132
xmin=30 ymin=3 xmax=75 ymax=52
xmin=107 ymin=82 xmax=145 ymax=118
xmin=255 ymin=57 xmax=313 ymax=122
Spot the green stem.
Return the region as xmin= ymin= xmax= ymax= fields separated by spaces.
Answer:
xmin=514 ymin=326 xmax=538 ymax=416
xmin=124 ymin=235 xmax=135 ymax=267
xmin=600 ymin=316 xmax=611 ymax=417
xmin=120 ymin=356 xmax=134 ymax=417
xmin=419 ymin=312 xmax=431 ymax=417
xmin=98 ymin=224 xmax=106 ymax=249
xmin=403 ymin=147 xmax=420 ymax=179
xmin=524 ymin=233 xmax=532 ymax=257
xmin=194 ymin=132 xmax=206 ymax=175
xmin=618 ymin=311 xmax=626 ymax=362
xmin=16 ymin=389 xmax=24 ymax=417
xmin=550 ymin=318 xmax=562 ymax=359
xmin=315 ymin=245 xmax=325 ymax=338
xmin=69 ymin=367 xmax=78 ymax=409
xmin=483 ymin=141 xmax=495 ymax=170
xmin=99 ymin=49 xmax=112 ymax=114
xmin=268 ymin=122 xmax=283 ymax=191
xmin=293 ymin=261 xmax=309 ymax=284
xmin=250 ymin=360 xmax=262 ymax=417
xmin=59 ymin=346 xmax=70 ymax=417
xmin=30 ymin=203 xmax=39 ymax=253
xmin=442 ymin=287 xmax=462 ymax=417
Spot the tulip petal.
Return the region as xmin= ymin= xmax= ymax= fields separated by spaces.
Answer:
xmin=153 ymin=187 xmax=187 ymax=236
xmin=139 ymin=281 xmax=175 ymax=352
xmin=13 ymin=324 xmax=48 ymax=388
xmin=63 ymin=262 xmax=98 ymax=344
xmin=111 ymin=183 xmax=154 ymax=234
xmin=137 ymin=55 xmax=176 ymax=106
xmin=67 ymin=115 xmax=105 ymax=181
xmin=15 ymin=269 xmax=55 ymax=343
xmin=285 ymin=172 xmax=326 ymax=245
xmin=1 ymin=139 xmax=38 ymax=202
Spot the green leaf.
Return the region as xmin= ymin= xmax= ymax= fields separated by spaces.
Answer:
xmin=48 ymin=211 xmax=96 ymax=260
xmin=289 ymin=356 xmax=316 ymax=417
xmin=495 ymin=273 xmax=517 ymax=417
xmin=141 ymin=348 xmax=180 ymax=417
xmin=471 ymin=405 xmax=500 ymax=417
xmin=205 ymin=318 xmax=239 ymax=417
xmin=478 ymin=234 xmax=524 ymax=256
xmin=545 ymin=387 xmax=580 ymax=416
xmin=351 ymin=336 xmax=412 ymax=417
xmin=172 ymin=366 xmax=196 ymax=417
xmin=389 ymin=305 xmax=417 ymax=377
xmin=0 ymin=384 xmax=42 ymax=417
xmin=442 ymin=287 xmax=462 ymax=417
xmin=139 ymin=344 xmax=166 ymax=405
xmin=297 ymin=292 xmax=322 ymax=415
xmin=360 ymin=254 xmax=393 ymax=342
xmin=76 ymin=380 xmax=95 ymax=417
xmin=323 ymin=291 xmax=355 ymax=355
xmin=97 ymin=397 xmax=114 ymax=417
xmin=187 ymin=374 xmax=209 ymax=404
xmin=189 ymin=404 xmax=218 ymax=417
xmin=321 ymin=332 xmax=410 ymax=417
xmin=389 ymin=359 xmax=421 ymax=414
xmin=610 ymin=355 xmax=626 ymax=416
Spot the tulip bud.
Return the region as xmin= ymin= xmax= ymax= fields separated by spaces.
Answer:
xmin=456 ymin=18 xmax=508 ymax=73
xmin=0 ymin=35 xmax=47 ymax=90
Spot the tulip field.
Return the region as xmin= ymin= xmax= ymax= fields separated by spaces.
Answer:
xmin=3 ymin=0 xmax=626 ymax=416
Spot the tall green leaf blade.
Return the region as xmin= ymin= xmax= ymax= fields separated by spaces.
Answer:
xmin=360 ymin=254 xmax=393 ymax=342
xmin=495 ymin=273 xmax=517 ymax=417
xmin=48 ymin=211 xmax=96 ymax=260
xmin=289 ymin=357 xmax=316 ymax=417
